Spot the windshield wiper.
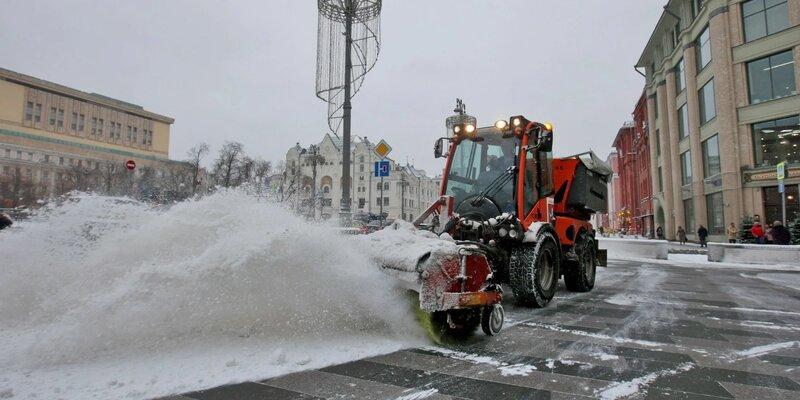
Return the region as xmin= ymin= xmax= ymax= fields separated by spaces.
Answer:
xmin=470 ymin=166 xmax=516 ymax=207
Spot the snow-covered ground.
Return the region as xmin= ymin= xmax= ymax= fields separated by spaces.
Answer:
xmin=0 ymin=192 xmax=428 ymax=400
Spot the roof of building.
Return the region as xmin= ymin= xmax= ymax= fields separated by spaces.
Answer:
xmin=612 ymin=122 xmax=636 ymax=148
xmin=0 ymin=67 xmax=174 ymax=124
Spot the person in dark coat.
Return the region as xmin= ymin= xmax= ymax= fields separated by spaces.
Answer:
xmin=770 ymin=221 xmax=791 ymax=245
xmin=656 ymin=226 xmax=664 ymax=240
xmin=697 ymin=225 xmax=709 ymax=248
xmin=0 ymin=213 xmax=12 ymax=231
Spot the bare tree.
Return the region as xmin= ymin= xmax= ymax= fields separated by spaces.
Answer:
xmin=212 ymin=141 xmax=244 ymax=188
xmin=185 ymin=143 xmax=209 ymax=195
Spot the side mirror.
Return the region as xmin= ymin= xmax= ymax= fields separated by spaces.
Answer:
xmin=434 ymin=137 xmax=449 ymax=158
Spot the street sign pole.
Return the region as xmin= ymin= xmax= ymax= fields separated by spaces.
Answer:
xmin=778 ymin=162 xmax=787 ymax=225
xmin=379 ymin=175 xmax=384 ymax=228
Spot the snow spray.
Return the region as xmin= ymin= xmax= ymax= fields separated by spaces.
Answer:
xmin=0 ymin=191 xmax=424 ymax=400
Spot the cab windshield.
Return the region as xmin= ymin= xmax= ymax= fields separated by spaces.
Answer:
xmin=445 ymin=131 xmax=519 ymax=213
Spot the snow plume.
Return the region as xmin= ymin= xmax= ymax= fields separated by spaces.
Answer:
xmin=0 ymin=191 xmax=424 ymax=400
xmin=595 ymin=362 xmax=695 ymax=400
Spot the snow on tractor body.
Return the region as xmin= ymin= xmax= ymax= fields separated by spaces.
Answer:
xmin=402 ymin=115 xmax=610 ymax=339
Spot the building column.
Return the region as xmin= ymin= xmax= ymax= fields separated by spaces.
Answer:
xmin=788 ymin=0 xmax=800 ymax=25
xmin=664 ymin=73 xmax=686 ymax=239
xmin=646 ymin=94 xmax=662 ymax=232
xmin=683 ymin=43 xmax=708 ymax=235
xmin=709 ymin=5 xmax=744 ymax=232
xmin=657 ymin=82 xmax=677 ymax=240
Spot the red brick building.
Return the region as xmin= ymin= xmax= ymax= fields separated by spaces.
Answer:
xmin=611 ymin=93 xmax=654 ymax=236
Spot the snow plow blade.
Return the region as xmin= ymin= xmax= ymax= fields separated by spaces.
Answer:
xmin=366 ymin=221 xmax=504 ymax=339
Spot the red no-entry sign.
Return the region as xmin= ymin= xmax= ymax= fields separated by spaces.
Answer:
xmin=125 ymin=160 xmax=136 ymax=171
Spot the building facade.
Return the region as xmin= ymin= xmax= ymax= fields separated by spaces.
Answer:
xmin=637 ymin=0 xmax=800 ymax=241
xmin=605 ymin=151 xmax=623 ymax=231
xmin=611 ymin=96 xmax=655 ymax=237
xmin=0 ymin=67 xmax=193 ymax=206
xmin=282 ymin=134 xmax=441 ymax=222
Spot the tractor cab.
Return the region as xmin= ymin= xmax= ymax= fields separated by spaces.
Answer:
xmin=435 ymin=116 xmax=555 ymax=232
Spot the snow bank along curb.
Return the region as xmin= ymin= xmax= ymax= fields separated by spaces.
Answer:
xmin=708 ymin=242 xmax=800 ymax=266
xmin=598 ymin=238 xmax=668 ymax=260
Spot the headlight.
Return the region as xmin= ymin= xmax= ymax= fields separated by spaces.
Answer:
xmin=465 ymin=124 xmax=476 ymax=134
xmin=494 ymin=120 xmax=508 ymax=130
xmin=498 ymin=228 xmax=508 ymax=237
xmin=509 ymin=229 xmax=518 ymax=239
xmin=512 ymin=117 xmax=522 ymax=127
xmin=453 ymin=125 xmax=462 ymax=134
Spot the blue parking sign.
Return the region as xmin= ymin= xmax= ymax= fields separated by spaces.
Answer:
xmin=374 ymin=160 xmax=390 ymax=177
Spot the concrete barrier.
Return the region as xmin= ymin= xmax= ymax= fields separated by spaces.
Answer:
xmin=598 ymin=238 xmax=669 ymax=260
xmin=707 ymin=242 xmax=800 ymax=265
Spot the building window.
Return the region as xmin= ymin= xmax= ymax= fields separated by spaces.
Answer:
xmin=384 ymin=182 xmax=390 ymax=191
xmin=702 ymin=134 xmax=721 ymax=177
xmin=71 ymin=112 xmax=78 ymax=130
xmin=681 ymin=151 xmax=692 ymax=186
xmin=57 ymin=109 xmax=64 ymax=127
xmin=383 ymin=197 xmax=389 ymax=206
xmin=49 ymin=107 xmax=57 ymax=125
xmin=92 ymin=117 xmax=98 ymax=134
xmin=675 ymin=58 xmax=685 ymax=93
xmin=659 ymin=167 xmax=664 ymax=192
xmin=34 ymin=103 xmax=41 ymax=122
xmin=359 ymin=164 xmax=364 ymax=172
xmin=684 ymin=198 xmax=695 ymax=233
xmin=127 ymin=126 xmax=132 ymax=141
xmin=655 ymin=129 xmax=661 ymax=156
xmin=706 ymin=192 xmax=725 ymax=234
xmin=25 ymin=101 xmax=33 ymax=121
xmin=678 ymin=104 xmax=689 ymax=140
xmin=98 ymin=119 xmax=104 ymax=136
xmin=698 ymin=79 xmax=716 ymax=124
xmin=742 ymin=0 xmax=790 ymax=43
xmin=746 ymin=50 xmax=796 ymax=105
xmin=43 ymin=154 xmax=50 ymax=163
xmin=752 ymin=115 xmax=800 ymax=166
xmin=59 ymin=157 xmax=64 ymax=165
xmin=78 ymin=114 xmax=85 ymax=132
xmin=358 ymin=198 xmax=365 ymax=209
xmin=696 ymin=26 xmax=711 ymax=71
xmin=376 ymin=182 xmax=382 ymax=191
xmin=132 ymin=127 xmax=138 ymax=143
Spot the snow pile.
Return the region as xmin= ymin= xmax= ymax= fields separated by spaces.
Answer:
xmin=0 ymin=191 xmax=425 ymax=400
xmin=423 ymin=347 xmax=538 ymax=377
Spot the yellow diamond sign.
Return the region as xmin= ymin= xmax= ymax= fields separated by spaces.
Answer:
xmin=374 ymin=139 xmax=392 ymax=159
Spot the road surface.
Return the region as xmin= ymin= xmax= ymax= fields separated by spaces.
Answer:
xmin=160 ymin=259 xmax=800 ymax=399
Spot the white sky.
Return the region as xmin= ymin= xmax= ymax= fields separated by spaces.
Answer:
xmin=0 ymin=0 xmax=664 ymax=175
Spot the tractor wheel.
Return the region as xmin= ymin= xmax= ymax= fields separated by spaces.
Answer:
xmin=481 ymin=304 xmax=504 ymax=336
xmin=509 ymin=231 xmax=560 ymax=308
xmin=564 ymin=232 xmax=596 ymax=292
xmin=418 ymin=308 xmax=480 ymax=343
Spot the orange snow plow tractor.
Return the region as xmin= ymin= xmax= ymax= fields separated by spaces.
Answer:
xmin=401 ymin=115 xmax=610 ymax=339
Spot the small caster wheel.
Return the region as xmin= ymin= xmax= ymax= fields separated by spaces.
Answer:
xmin=481 ymin=304 xmax=504 ymax=336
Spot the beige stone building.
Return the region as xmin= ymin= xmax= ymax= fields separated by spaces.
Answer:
xmin=0 ymin=67 xmax=194 ymax=206
xmin=637 ymin=0 xmax=800 ymax=241
xmin=282 ymin=134 xmax=441 ymax=221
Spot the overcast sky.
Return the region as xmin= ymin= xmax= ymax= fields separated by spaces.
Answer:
xmin=1 ymin=0 xmax=664 ymax=175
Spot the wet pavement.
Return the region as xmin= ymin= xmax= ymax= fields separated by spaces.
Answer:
xmin=160 ymin=260 xmax=800 ymax=399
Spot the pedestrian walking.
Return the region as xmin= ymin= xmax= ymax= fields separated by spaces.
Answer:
xmin=677 ymin=226 xmax=687 ymax=245
xmin=656 ymin=226 xmax=664 ymax=240
xmin=0 ymin=212 xmax=11 ymax=231
xmin=726 ymin=222 xmax=738 ymax=244
xmin=697 ymin=225 xmax=709 ymax=248
xmin=771 ymin=221 xmax=791 ymax=245
xmin=751 ymin=222 xmax=765 ymax=244
xmin=766 ymin=223 xmax=774 ymax=244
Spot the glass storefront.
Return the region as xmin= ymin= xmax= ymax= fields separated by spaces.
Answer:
xmin=753 ymin=115 xmax=800 ymax=167
xmin=763 ymin=184 xmax=799 ymax=224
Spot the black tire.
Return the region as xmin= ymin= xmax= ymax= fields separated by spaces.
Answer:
xmin=481 ymin=304 xmax=504 ymax=336
xmin=564 ymin=232 xmax=596 ymax=292
xmin=509 ymin=231 xmax=560 ymax=308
